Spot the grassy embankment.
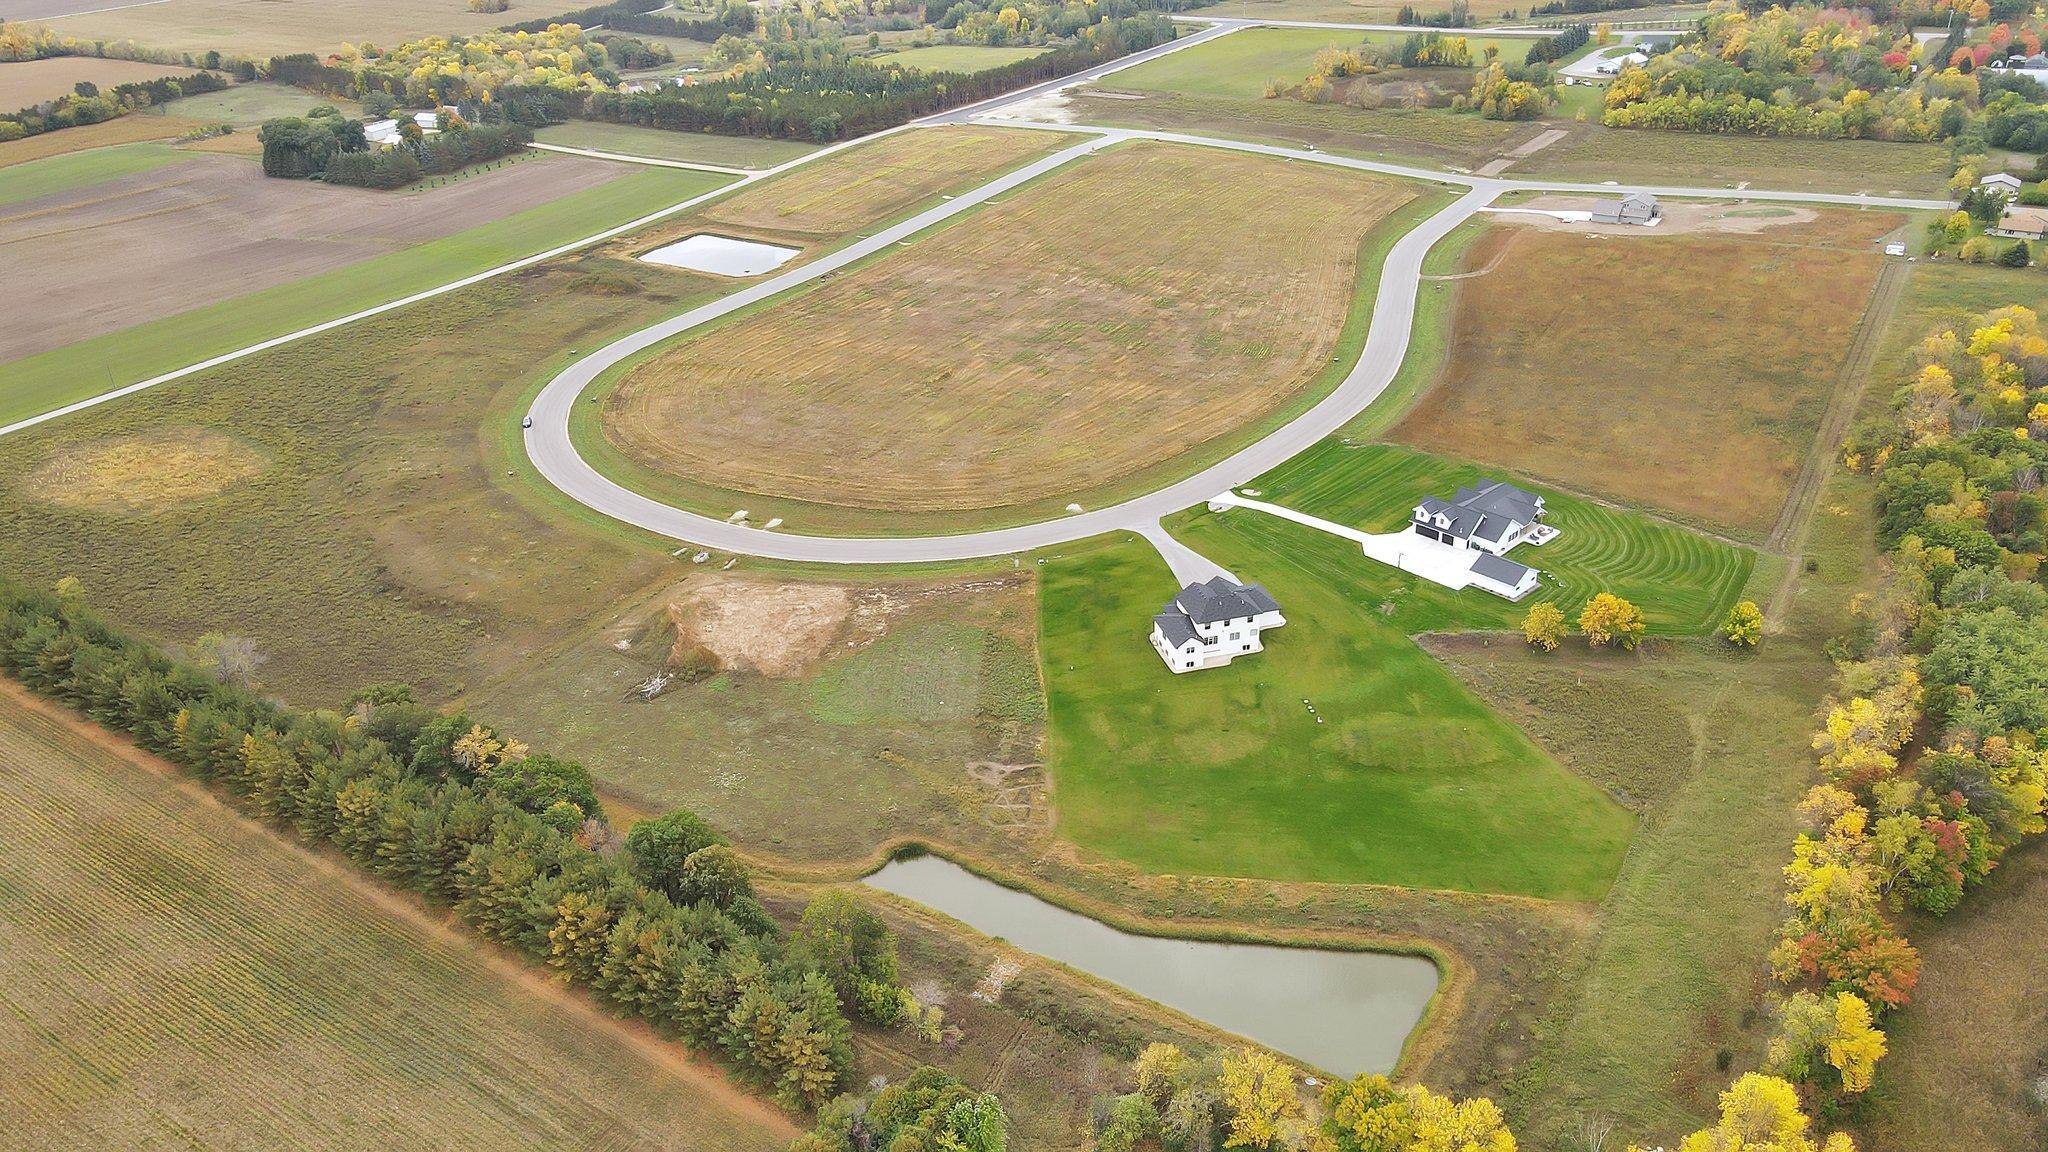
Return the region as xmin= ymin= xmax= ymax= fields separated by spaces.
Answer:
xmin=0 ymin=681 xmax=793 ymax=1152
xmin=0 ymin=166 xmax=731 ymax=429
xmin=534 ymin=121 xmax=820 ymax=169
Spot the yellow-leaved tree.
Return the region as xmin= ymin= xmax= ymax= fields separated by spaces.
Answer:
xmin=1219 ymin=1049 xmax=1304 ymax=1150
xmin=1321 ymin=1072 xmax=1515 ymax=1152
xmin=1648 ymin=1073 xmax=1856 ymax=1152
xmin=1578 ymin=593 xmax=1645 ymax=650
xmin=1722 ymin=600 xmax=1765 ymax=647
xmin=1521 ymin=602 xmax=1567 ymax=651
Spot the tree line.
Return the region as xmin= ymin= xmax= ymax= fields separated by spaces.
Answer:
xmin=500 ymin=0 xmax=757 ymax=41
xmin=0 ymin=69 xmax=228 ymax=144
xmin=0 ymin=578 xmax=909 ymax=1109
xmin=558 ymin=13 xmax=1174 ymax=141
xmin=1744 ymin=304 xmax=2048 ymax=1112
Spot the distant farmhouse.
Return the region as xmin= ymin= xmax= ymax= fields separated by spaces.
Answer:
xmin=1592 ymin=192 xmax=1659 ymax=226
xmin=1409 ymin=479 xmax=1557 ymax=599
xmin=1150 ymin=577 xmax=1285 ymax=673
xmin=1980 ymin=172 xmax=2025 ymax=200
xmin=1594 ymin=49 xmax=1649 ymax=75
xmin=1990 ymin=204 xmax=2048 ymax=241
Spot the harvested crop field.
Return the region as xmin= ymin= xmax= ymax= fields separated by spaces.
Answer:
xmin=0 ymin=113 xmax=219 ymax=168
xmin=0 ymin=57 xmax=202 ymax=106
xmin=30 ymin=0 xmax=530 ymax=58
xmin=602 ymin=141 xmax=1412 ymax=515
xmin=695 ymin=123 xmax=1061 ymax=238
xmin=0 ymin=681 xmax=792 ymax=1152
xmin=1393 ymin=211 xmax=1896 ymax=537
xmin=0 ymin=150 xmax=632 ymax=363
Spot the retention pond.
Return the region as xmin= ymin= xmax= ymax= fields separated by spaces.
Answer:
xmin=638 ymin=234 xmax=799 ymax=276
xmin=864 ymin=855 xmax=1439 ymax=1075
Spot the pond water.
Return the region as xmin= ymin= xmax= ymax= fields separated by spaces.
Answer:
xmin=864 ymin=856 xmax=1439 ymax=1075
xmin=638 ymin=234 xmax=799 ymax=276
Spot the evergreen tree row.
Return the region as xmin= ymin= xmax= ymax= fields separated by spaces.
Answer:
xmin=0 ymin=578 xmax=903 ymax=1109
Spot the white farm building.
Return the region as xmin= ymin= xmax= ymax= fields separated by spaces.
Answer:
xmin=1150 ymin=577 xmax=1285 ymax=673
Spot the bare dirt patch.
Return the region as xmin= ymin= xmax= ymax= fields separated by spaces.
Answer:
xmin=1392 ymin=210 xmax=1897 ymax=537
xmin=668 ymin=575 xmax=858 ymax=678
xmin=0 ymin=57 xmax=202 ymax=107
xmin=604 ymin=142 xmax=1411 ymax=513
xmin=25 ymin=426 xmax=265 ymax=512
xmin=0 ymin=151 xmax=631 ymax=361
xmin=1490 ymin=194 xmax=1821 ymax=237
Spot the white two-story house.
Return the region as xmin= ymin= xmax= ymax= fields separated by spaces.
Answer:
xmin=1149 ymin=577 xmax=1285 ymax=673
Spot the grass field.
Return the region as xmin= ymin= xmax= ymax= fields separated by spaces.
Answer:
xmin=0 ymin=166 xmax=729 ymax=429
xmin=1860 ymin=840 xmax=2048 ymax=1152
xmin=535 ymin=121 xmax=820 ymax=168
xmin=1490 ymin=438 xmax=1886 ymax=1146
xmin=1037 ymin=525 xmax=1635 ymax=901
xmin=1092 ymin=25 xmax=1534 ymax=165
xmin=1194 ymin=442 xmax=1754 ymax=633
xmin=1392 ymin=213 xmax=1896 ymax=538
xmin=0 ymin=681 xmax=791 ymax=1151
xmin=596 ymin=142 xmax=1412 ymax=523
xmin=142 ymin=80 xmax=360 ymax=128
xmin=471 ymin=571 xmax=1049 ymax=864
xmin=0 ymin=253 xmax=719 ymax=703
xmin=0 ymin=140 xmax=190 ymax=208
xmin=1518 ymin=126 xmax=1954 ymax=197
xmin=42 ymin=0 xmax=530 ymax=57
xmin=875 ymin=44 xmax=1050 ymax=72
xmin=0 ymin=113 xmax=217 ymax=168
xmin=696 ymin=124 xmax=1059 ymax=237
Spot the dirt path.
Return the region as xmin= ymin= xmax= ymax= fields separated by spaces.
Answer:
xmin=0 ymin=677 xmax=802 ymax=1142
xmin=1474 ymin=126 xmax=1569 ymax=177
xmin=1764 ymin=243 xmax=1911 ymax=621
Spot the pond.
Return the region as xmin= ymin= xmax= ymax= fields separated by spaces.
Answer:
xmin=638 ymin=234 xmax=799 ymax=276
xmin=864 ymin=856 xmax=1439 ymax=1076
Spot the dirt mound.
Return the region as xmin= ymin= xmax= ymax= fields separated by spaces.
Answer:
xmin=667 ymin=576 xmax=856 ymax=678
xmin=26 ymin=428 xmax=265 ymax=513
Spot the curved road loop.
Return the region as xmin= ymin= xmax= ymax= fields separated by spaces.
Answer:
xmin=527 ymin=122 xmax=1948 ymax=563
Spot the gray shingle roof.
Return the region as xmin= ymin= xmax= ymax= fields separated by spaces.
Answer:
xmin=1173 ymin=577 xmax=1281 ymax=625
xmin=1418 ymin=479 xmax=1542 ymax=542
xmin=1469 ymin=552 xmax=1534 ymax=586
xmin=1153 ymin=611 xmax=1198 ymax=649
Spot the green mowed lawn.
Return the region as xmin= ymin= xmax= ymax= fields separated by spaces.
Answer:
xmin=0 ymin=166 xmax=731 ymax=429
xmin=143 ymin=81 xmax=360 ymax=128
xmin=1192 ymin=442 xmax=1754 ymax=634
xmin=1112 ymin=26 xmax=1531 ymax=100
xmin=0 ymin=141 xmax=191 ymax=209
xmin=1039 ymin=530 xmax=1635 ymax=901
xmin=876 ymin=44 xmax=1050 ymax=72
